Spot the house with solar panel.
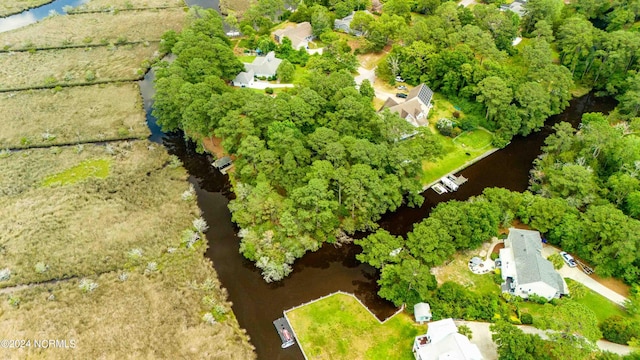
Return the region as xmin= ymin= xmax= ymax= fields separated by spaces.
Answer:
xmin=379 ymin=84 xmax=434 ymax=127
xmin=499 ymin=228 xmax=569 ymax=301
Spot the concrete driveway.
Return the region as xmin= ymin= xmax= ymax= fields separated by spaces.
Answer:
xmin=541 ymin=245 xmax=627 ymax=306
xmin=354 ymin=66 xmax=398 ymax=103
xmin=455 ymin=321 xmax=498 ymax=360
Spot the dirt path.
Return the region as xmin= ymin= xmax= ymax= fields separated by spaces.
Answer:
xmin=517 ymin=324 xmax=632 ymax=356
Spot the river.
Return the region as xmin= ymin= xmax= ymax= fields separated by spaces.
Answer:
xmin=146 ymin=69 xmax=616 ymax=358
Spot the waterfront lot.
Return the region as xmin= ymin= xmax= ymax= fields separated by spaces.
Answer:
xmin=0 ymin=43 xmax=158 ymax=90
xmin=0 ymin=83 xmax=148 ymax=148
xmin=0 ymin=8 xmax=186 ymax=49
xmin=287 ymin=293 xmax=423 ymax=360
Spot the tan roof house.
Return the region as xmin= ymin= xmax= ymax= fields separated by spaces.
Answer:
xmin=379 ymin=84 xmax=434 ymax=127
xmin=273 ymin=22 xmax=313 ymax=50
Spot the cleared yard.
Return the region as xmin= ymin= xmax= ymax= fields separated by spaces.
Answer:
xmin=431 ymin=243 xmax=500 ymax=295
xmin=453 ymin=129 xmax=493 ymax=149
xmin=70 ymin=0 xmax=185 ymax=12
xmin=0 ymin=253 xmax=255 ymax=359
xmin=0 ymin=142 xmax=200 ymax=286
xmin=0 ymin=43 xmax=159 ymax=90
xmin=287 ymin=293 xmax=423 ymax=360
xmin=422 ymin=134 xmax=493 ymax=185
xmin=0 ymin=8 xmax=188 ymax=50
xmin=0 ymin=0 xmax=52 ymax=17
xmin=0 ymin=83 xmax=149 ymax=148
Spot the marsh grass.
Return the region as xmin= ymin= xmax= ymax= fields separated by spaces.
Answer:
xmin=41 ymin=158 xmax=111 ymax=186
xmin=0 ymin=9 xmax=187 ymax=50
xmin=0 ymin=252 xmax=256 ymax=359
xmin=0 ymin=84 xmax=149 ymax=148
xmin=0 ymin=0 xmax=53 ymax=17
xmin=0 ymin=142 xmax=202 ymax=286
xmin=287 ymin=293 xmax=423 ymax=360
xmin=0 ymin=43 xmax=159 ymax=90
xmin=70 ymin=0 xmax=185 ymax=13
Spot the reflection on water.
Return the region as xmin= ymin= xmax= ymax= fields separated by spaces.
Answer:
xmin=0 ymin=0 xmax=89 ymax=33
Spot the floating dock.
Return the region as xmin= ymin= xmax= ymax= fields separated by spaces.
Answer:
xmin=431 ymin=174 xmax=468 ymax=194
xmin=273 ymin=317 xmax=296 ymax=348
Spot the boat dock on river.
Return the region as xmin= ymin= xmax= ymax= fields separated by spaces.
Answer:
xmin=431 ymin=174 xmax=468 ymax=194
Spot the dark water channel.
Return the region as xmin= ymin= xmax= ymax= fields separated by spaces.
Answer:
xmin=0 ymin=0 xmax=89 ymax=33
xmin=142 ymin=60 xmax=616 ymax=359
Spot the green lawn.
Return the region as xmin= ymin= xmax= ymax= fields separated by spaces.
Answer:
xmin=422 ymin=134 xmax=493 ymax=185
xmin=566 ymin=279 xmax=628 ymax=322
xmin=421 ymin=93 xmax=496 ymax=185
xmin=520 ymin=279 xmax=632 ymax=325
xmin=236 ymin=55 xmax=256 ymax=63
xmin=293 ymin=65 xmax=309 ymax=84
xmin=287 ymin=293 xmax=424 ymax=360
xmin=453 ymin=129 xmax=493 ymax=149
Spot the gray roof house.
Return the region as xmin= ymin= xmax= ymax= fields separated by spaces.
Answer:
xmin=499 ymin=228 xmax=569 ymax=301
xmin=379 ymin=84 xmax=434 ymax=127
xmin=232 ymin=69 xmax=254 ymax=87
xmin=412 ymin=318 xmax=483 ymax=360
xmin=500 ymin=0 xmax=526 ymax=17
xmin=273 ymin=22 xmax=314 ymax=50
xmin=244 ymin=51 xmax=282 ymax=78
xmin=334 ymin=11 xmax=369 ymax=36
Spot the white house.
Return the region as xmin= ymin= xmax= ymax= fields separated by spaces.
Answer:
xmin=499 ymin=228 xmax=569 ymax=301
xmin=273 ymin=22 xmax=314 ymax=50
xmin=413 ymin=318 xmax=483 ymax=360
xmin=379 ymin=84 xmax=434 ymax=127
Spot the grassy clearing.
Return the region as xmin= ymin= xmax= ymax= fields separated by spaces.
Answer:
xmin=421 ymin=94 xmax=496 ymax=185
xmin=0 ymin=9 xmax=188 ymax=50
xmin=0 ymin=0 xmax=52 ymax=17
xmin=0 ymin=83 xmax=149 ymax=148
xmin=236 ymin=55 xmax=256 ymax=63
xmin=0 ymin=252 xmax=255 ymax=359
xmin=70 ymin=0 xmax=185 ymax=12
xmin=287 ymin=293 xmax=423 ymax=360
xmin=357 ymin=52 xmax=387 ymax=70
xmin=421 ymin=134 xmax=492 ymax=185
xmin=453 ymin=128 xmax=493 ymax=149
xmin=0 ymin=142 xmax=200 ymax=286
xmin=566 ymin=279 xmax=628 ymax=322
xmin=431 ymin=245 xmax=500 ymax=295
xmin=0 ymin=43 xmax=159 ymax=90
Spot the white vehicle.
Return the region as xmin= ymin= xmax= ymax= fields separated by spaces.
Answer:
xmin=560 ymin=251 xmax=577 ymax=267
xmin=395 ymin=76 xmax=405 ymax=82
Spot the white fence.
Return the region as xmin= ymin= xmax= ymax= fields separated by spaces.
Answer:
xmin=282 ymin=291 xmax=405 ymax=360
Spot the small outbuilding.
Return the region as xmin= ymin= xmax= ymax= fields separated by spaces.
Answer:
xmin=414 ymin=302 xmax=432 ymax=324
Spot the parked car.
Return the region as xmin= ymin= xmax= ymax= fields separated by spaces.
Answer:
xmin=395 ymin=76 xmax=405 ymax=82
xmin=560 ymin=251 xmax=577 ymax=267
xmin=396 ymin=93 xmax=408 ymax=98
xmin=397 ymin=85 xmax=407 ymax=90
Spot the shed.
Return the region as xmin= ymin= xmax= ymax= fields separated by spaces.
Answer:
xmin=414 ymin=302 xmax=432 ymax=324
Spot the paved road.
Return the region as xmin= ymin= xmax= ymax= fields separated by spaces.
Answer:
xmin=541 ymin=245 xmax=628 ymax=306
xmin=517 ymin=324 xmax=632 ymax=356
xmin=455 ymin=321 xmax=633 ymax=358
